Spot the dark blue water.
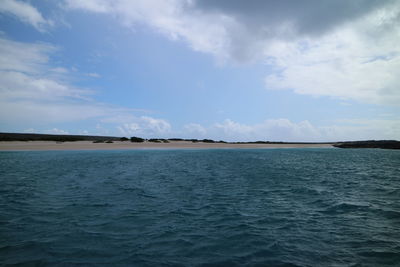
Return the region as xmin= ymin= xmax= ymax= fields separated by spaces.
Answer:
xmin=1 ymin=148 xmax=400 ymax=266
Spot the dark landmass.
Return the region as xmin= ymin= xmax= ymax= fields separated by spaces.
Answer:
xmin=130 ymin=136 xmax=145 ymax=143
xmin=0 ymin=132 xmax=123 ymax=142
xmin=333 ymin=140 xmax=400 ymax=150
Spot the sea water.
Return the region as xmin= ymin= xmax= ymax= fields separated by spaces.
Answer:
xmin=0 ymin=148 xmax=399 ymax=266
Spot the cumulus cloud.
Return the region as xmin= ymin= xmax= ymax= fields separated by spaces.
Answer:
xmin=183 ymin=123 xmax=207 ymax=137
xmin=23 ymin=128 xmax=35 ymax=133
xmin=180 ymin=118 xmax=400 ymax=142
xmin=65 ymin=0 xmax=400 ymax=105
xmin=65 ymin=0 xmax=232 ymax=61
xmin=264 ymin=9 xmax=400 ymax=105
xmin=211 ymin=119 xmax=321 ymax=142
xmin=323 ymin=118 xmax=400 ymax=141
xmin=117 ymin=116 xmax=171 ymax=137
xmin=24 ymin=127 xmax=70 ymax=135
xmin=45 ymin=128 xmax=69 ymax=135
xmin=194 ymin=0 xmax=390 ymax=37
xmin=0 ymin=0 xmax=52 ymax=31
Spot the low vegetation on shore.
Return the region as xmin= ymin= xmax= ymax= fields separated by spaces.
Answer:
xmin=1 ymin=133 xmax=399 ymax=149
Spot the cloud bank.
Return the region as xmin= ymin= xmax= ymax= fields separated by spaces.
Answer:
xmin=65 ymin=0 xmax=400 ymax=106
xmin=181 ymin=118 xmax=400 ymax=142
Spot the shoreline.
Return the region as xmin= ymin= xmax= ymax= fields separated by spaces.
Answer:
xmin=0 ymin=141 xmax=334 ymax=151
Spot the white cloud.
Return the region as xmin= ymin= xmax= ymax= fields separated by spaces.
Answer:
xmin=0 ymin=37 xmax=54 ymax=73
xmin=179 ymin=118 xmax=400 ymax=142
xmin=23 ymin=128 xmax=35 ymax=133
xmin=211 ymin=119 xmax=321 ymax=142
xmin=0 ymin=0 xmax=52 ymax=31
xmin=0 ymin=39 xmax=89 ymax=101
xmin=24 ymin=127 xmax=71 ymax=135
xmin=117 ymin=116 xmax=171 ymax=137
xmin=45 ymin=128 xmax=69 ymax=135
xmin=183 ymin=123 xmax=206 ymax=137
xmin=324 ymin=118 xmax=400 ymax=141
xmin=65 ymin=0 xmax=112 ymax=13
xmin=0 ymin=36 xmax=102 ymax=126
xmin=0 ymin=71 xmax=90 ymax=101
xmin=264 ymin=12 xmax=400 ymax=105
xmin=65 ymin=0 xmax=232 ymax=61
xmin=65 ymin=0 xmax=400 ymax=105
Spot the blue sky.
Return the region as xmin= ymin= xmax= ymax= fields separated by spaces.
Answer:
xmin=0 ymin=0 xmax=399 ymax=141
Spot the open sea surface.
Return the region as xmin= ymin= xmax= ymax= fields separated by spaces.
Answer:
xmin=1 ymin=148 xmax=400 ymax=266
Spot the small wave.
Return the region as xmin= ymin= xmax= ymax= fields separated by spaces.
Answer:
xmin=121 ymin=187 xmax=158 ymax=199
xmin=2 ymin=149 xmax=400 ymax=266
xmin=321 ymin=202 xmax=371 ymax=215
xmin=290 ymin=187 xmax=323 ymax=196
xmin=387 ymin=188 xmax=400 ymax=195
xmin=91 ymin=202 xmax=114 ymax=207
xmin=358 ymin=250 xmax=400 ymax=262
xmin=378 ymin=209 xmax=400 ymax=219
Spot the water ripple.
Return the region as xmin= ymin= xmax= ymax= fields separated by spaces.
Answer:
xmin=1 ymin=149 xmax=399 ymax=266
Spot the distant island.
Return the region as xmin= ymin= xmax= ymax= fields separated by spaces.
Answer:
xmin=0 ymin=132 xmax=399 ymax=150
xmin=333 ymin=140 xmax=400 ymax=149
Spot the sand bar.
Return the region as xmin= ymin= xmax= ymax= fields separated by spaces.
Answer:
xmin=0 ymin=141 xmax=334 ymax=151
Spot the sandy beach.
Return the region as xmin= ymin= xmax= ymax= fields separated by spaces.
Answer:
xmin=0 ymin=141 xmax=334 ymax=151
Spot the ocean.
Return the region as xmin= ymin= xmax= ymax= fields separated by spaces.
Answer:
xmin=1 ymin=148 xmax=399 ymax=266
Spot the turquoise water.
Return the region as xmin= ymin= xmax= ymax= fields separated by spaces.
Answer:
xmin=1 ymin=148 xmax=399 ymax=266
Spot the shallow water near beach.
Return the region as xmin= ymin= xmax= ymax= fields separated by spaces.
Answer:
xmin=1 ymin=148 xmax=399 ymax=266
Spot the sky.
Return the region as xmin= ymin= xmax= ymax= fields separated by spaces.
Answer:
xmin=0 ymin=0 xmax=399 ymax=141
